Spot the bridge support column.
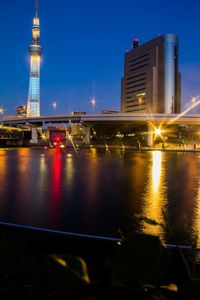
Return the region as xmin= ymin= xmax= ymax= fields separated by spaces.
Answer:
xmin=30 ymin=127 xmax=38 ymax=144
xmin=147 ymin=122 xmax=154 ymax=147
xmin=84 ymin=126 xmax=90 ymax=145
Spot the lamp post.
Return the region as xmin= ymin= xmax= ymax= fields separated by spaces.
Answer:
xmin=51 ymin=101 xmax=57 ymax=114
xmin=0 ymin=107 xmax=5 ymax=122
xmin=0 ymin=107 xmax=5 ymax=114
xmin=192 ymin=97 xmax=196 ymax=105
xmin=91 ymin=98 xmax=96 ymax=114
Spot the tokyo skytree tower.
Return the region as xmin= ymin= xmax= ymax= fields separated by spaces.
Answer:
xmin=27 ymin=0 xmax=42 ymax=117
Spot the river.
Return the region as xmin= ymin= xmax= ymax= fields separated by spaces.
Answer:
xmin=0 ymin=147 xmax=199 ymax=246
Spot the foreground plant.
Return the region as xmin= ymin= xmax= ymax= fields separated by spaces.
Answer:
xmin=134 ymin=211 xmax=200 ymax=300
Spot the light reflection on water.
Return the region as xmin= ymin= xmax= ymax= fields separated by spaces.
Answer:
xmin=193 ymin=155 xmax=200 ymax=247
xmin=0 ymin=150 xmax=7 ymax=211
xmin=143 ymin=151 xmax=166 ymax=240
xmin=0 ymin=147 xmax=200 ymax=246
xmin=65 ymin=156 xmax=74 ymax=193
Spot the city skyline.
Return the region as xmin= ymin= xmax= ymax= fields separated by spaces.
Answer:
xmin=0 ymin=0 xmax=200 ymax=116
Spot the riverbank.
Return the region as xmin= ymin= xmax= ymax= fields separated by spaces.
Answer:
xmin=85 ymin=144 xmax=200 ymax=152
xmin=1 ymin=143 xmax=200 ymax=153
xmin=0 ymin=223 xmax=117 ymax=298
xmin=0 ymin=223 xmax=199 ymax=299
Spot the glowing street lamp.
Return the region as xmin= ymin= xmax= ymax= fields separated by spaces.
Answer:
xmin=192 ymin=97 xmax=196 ymax=105
xmin=154 ymin=128 xmax=162 ymax=136
xmin=0 ymin=107 xmax=5 ymax=124
xmin=0 ymin=107 xmax=5 ymax=115
xmin=91 ymin=98 xmax=96 ymax=113
xmin=0 ymin=107 xmax=5 ymax=122
xmin=51 ymin=101 xmax=57 ymax=113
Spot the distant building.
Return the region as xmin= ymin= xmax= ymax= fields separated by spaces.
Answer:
xmin=16 ymin=105 xmax=27 ymax=117
xmin=102 ymin=109 xmax=119 ymax=114
xmin=121 ymin=35 xmax=181 ymax=114
xmin=71 ymin=111 xmax=86 ymax=115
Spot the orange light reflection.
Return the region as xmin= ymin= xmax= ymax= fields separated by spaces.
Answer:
xmin=143 ymin=151 xmax=167 ymax=241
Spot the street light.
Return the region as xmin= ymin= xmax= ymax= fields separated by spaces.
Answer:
xmin=91 ymin=98 xmax=96 ymax=113
xmin=0 ymin=107 xmax=5 ymax=125
xmin=192 ymin=97 xmax=196 ymax=105
xmin=154 ymin=128 xmax=162 ymax=136
xmin=51 ymin=101 xmax=57 ymax=114
xmin=0 ymin=107 xmax=5 ymax=115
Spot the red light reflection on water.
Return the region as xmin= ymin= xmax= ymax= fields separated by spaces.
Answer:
xmin=49 ymin=147 xmax=62 ymax=224
xmin=52 ymin=147 xmax=61 ymax=201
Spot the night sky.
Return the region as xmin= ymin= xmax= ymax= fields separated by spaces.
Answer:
xmin=0 ymin=0 xmax=200 ymax=116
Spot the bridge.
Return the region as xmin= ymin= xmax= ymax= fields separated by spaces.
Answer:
xmin=2 ymin=113 xmax=200 ymax=146
xmin=0 ymin=125 xmax=29 ymax=146
xmin=2 ymin=113 xmax=200 ymax=125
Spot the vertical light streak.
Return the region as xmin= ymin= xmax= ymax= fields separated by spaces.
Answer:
xmin=66 ymin=155 xmax=74 ymax=193
xmin=0 ymin=150 xmax=7 ymax=210
xmin=143 ymin=151 xmax=167 ymax=240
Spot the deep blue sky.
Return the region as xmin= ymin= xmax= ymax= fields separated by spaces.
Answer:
xmin=0 ymin=0 xmax=200 ymax=115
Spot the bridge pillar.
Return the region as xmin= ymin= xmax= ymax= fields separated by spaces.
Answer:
xmin=147 ymin=122 xmax=154 ymax=147
xmin=84 ymin=126 xmax=90 ymax=145
xmin=30 ymin=127 xmax=38 ymax=144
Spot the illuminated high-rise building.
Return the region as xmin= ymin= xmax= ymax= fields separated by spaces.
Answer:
xmin=27 ymin=0 xmax=42 ymax=117
xmin=121 ymin=35 xmax=181 ymax=114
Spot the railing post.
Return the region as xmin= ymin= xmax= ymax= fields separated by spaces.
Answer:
xmin=147 ymin=122 xmax=153 ymax=147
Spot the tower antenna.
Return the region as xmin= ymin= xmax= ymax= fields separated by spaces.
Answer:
xmin=35 ymin=0 xmax=39 ymax=18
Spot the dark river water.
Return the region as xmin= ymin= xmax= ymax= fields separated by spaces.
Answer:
xmin=0 ymin=147 xmax=200 ymax=246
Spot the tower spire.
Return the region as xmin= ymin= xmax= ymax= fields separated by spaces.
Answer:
xmin=35 ymin=0 xmax=39 ymax=18
xmin=27 ymin=0 xmax=42 ymax=117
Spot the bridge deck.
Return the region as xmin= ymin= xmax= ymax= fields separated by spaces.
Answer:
xmin=2 ymin=113 xmax=200 ymax=126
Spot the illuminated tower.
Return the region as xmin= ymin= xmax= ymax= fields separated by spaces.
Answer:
xmin=27 ymin=0 xmax=42 ymax=117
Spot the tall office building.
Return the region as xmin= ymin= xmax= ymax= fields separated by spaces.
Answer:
xmin=27 ymin=0 xmax=42 ymax=117
xmin=121 ymin=35 xmax=181 ymax=114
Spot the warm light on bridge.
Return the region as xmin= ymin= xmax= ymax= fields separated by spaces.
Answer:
xmin=154 ymin=128 xmax=162 ymax=136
